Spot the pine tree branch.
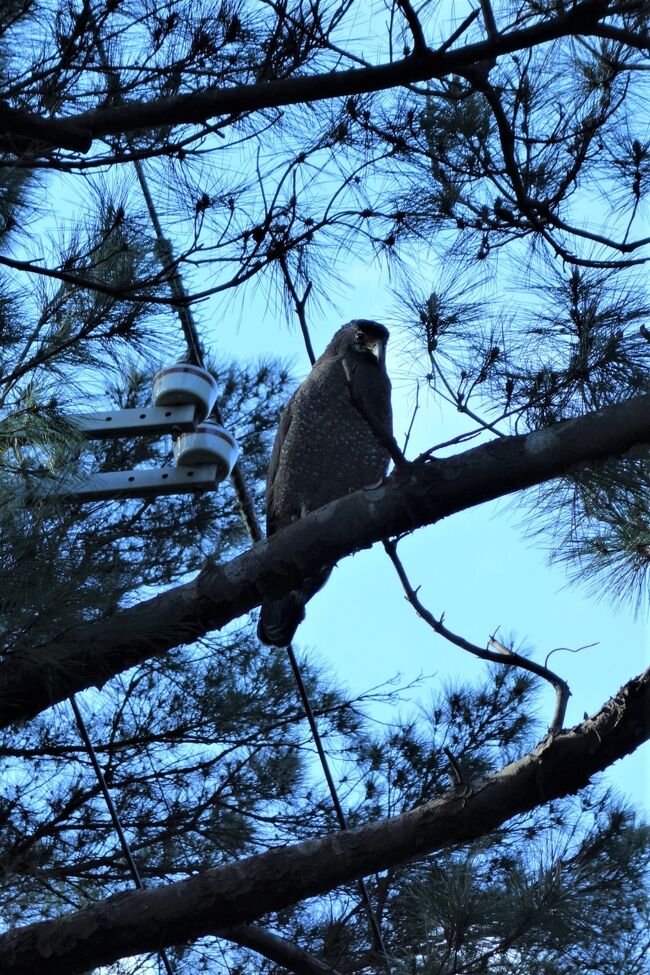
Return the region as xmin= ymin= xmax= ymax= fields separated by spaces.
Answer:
xmin=394 ymin=0 xmax=429 ymax=54
xmin=594 ymin=21 xmax=650 ymax=48
xmin=0 ymin=666 xmax=647 ymax=975
xmin=0 ymin=101 xmax=91 ymax=153
xmin=2 ymin=391 xmax=650 ymax=727
xmin=220 ymin=925 xmax=345 ymax=975
xmin=6 ymin=0 xmax=611 ymax=153
xmin=383 ymin=540 xmax=571 ymax=731
xmin=278 ymin=254 xmax=316 ymax=366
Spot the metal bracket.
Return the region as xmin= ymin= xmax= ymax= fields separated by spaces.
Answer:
xmin=29 ymin=465 xmax=220 ymax=502
xmin=68 ymin=404 xmax=197 ymax=439
xmin=16 ymin=404 xmax=224 ymax=501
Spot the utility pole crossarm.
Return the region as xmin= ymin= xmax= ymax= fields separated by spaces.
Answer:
xmin=32 ymin=465 xmax=222 ymax=502
xmin=68 ymin=404 xmax=197 ymax=439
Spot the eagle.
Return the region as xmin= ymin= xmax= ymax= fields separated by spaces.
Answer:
xmin=257 ymin=320 xmax=393 ymax=647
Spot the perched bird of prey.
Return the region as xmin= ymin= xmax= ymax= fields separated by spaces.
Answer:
xmin=257 ymin=320 xmax=393 ymax=647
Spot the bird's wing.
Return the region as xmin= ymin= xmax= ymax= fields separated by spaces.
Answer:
xmin=265 ymin=392 xmax=295 ymax=536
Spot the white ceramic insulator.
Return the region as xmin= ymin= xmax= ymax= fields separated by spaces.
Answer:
xmin=152 ymin=364 xmax=219 ymax=421
xmin=173 ymin=422 xmax=239 ymax=481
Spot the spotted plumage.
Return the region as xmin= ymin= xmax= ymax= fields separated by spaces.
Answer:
xmin=257 ymin=320 xmax=393 ymax=647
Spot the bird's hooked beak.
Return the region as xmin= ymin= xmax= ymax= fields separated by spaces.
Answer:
xmin=367 ymin=338 xmax=382 ymax=360
xmin=357 ymin=332 xmax=382 ymax=361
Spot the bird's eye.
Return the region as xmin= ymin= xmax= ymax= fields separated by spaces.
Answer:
xmin=356 ymin=331 xmax=364 ymax=344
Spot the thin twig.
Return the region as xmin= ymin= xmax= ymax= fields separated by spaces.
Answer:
xmin=279 ymin=254 xmax=316 ymax=366
xmin=70 ymin=696 xmax=175 ymax=975
xmin=285 ymin=646 xmax=391 ymax=968
xmin=383 ymin=540 xmax=571 ymax=731
xmin=394 ymin=0 xmax=428 ymax=54
xmin=435 ymin=8 xmax=481 ymax=54
xmin=432 ymin=359 xmax=507 ymax=438
xmin=402 ymin=380 xmax=420 ymax=454
xmin=544 ymin=642 xmax=598 ymax=669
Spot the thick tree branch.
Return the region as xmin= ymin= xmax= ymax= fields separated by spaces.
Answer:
xmin=3 ymin=391 xmax=650 ymax=729
xmin=8 ymin=0 xmax=611 ymax=153
xmin=1 ymin=667 xmax=647 ymax=975
xmin=0 ymin=102 xmax=91 ymax=153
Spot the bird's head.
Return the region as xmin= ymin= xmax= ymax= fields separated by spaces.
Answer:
xmin=326 ymin=320 xmax=389 ymax=364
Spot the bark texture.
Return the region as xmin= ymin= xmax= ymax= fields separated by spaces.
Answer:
xmin=3 ymin=392 xmax=650 ymax=728
xmin=1 ymin=667 xmax=647 ymax=975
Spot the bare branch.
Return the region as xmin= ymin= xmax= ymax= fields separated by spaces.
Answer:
xmin=220 ymin=925 xmax=344 ymax=975
xmin=383 ymin=540 xmax=571 ymax=730
xmin=0 ymin=252 xmax=180 ymax=306
xmin=394 ymin=0 xmax=429 ymax=54
xmin=279 ymin=253 xmax=316 ymax=366
xmin=479 ymin=0 xmax=499 ymax=40
xmin=435 ymin=8 xmax=481 ymax=55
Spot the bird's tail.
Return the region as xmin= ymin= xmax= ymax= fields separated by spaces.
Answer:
xmin=257 ymin=592 xmax=306 ymax=647
xmin=257 ymin=570 xmax=331 ymax=647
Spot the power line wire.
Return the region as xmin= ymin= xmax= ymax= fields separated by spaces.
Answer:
xmin=70 ymin=695 xmax=175 ymax=975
